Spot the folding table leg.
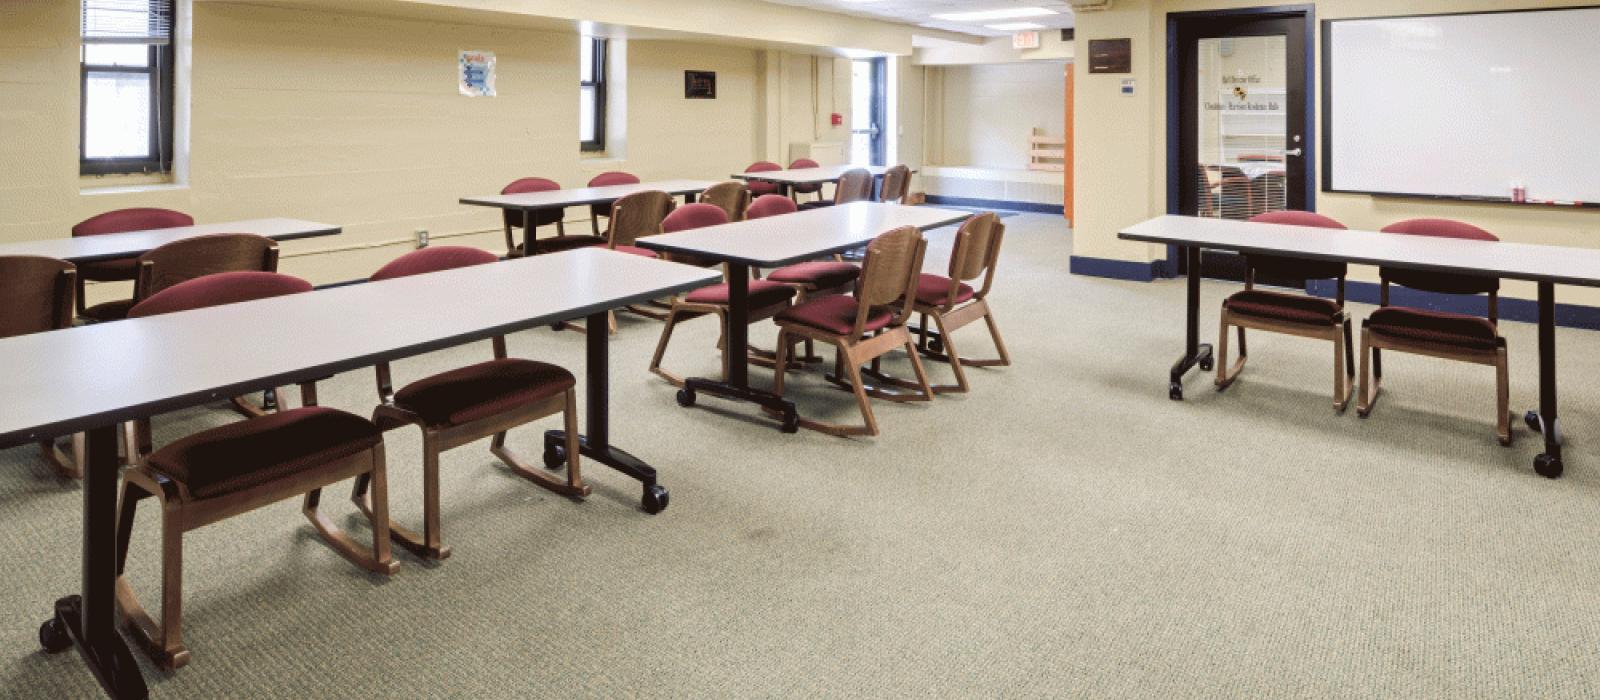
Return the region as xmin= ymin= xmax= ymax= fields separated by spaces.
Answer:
xmin=675 ymin=264 xmax=800 ymax=432
xmin=1524 ymin=281 xmax=1564 ymax=478
xmin=543 ymin=311 xmax=671 ymax=513
xmin=39 ymin=424 xmax=148 ymax=699
xmin=1168 ymin=245 xmax=1214 ymax=401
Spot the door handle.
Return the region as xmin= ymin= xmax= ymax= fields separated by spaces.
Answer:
xmin=1283 ymin=148 xmax=1304 ymax=157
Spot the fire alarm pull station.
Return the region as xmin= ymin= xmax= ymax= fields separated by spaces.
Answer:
xmin=831 ymin=113 xmax=843 ymax=126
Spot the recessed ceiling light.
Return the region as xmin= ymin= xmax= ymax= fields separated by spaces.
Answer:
xmin=932 ymin=7 xmax=1058 ymax=22
xmin=986 ymin=22 xmax=1047 ymax=31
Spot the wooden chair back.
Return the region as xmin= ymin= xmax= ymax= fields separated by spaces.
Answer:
xmin=606 ymin=190 xmax=676 ymax=248
xmin=852 ymin=226 xmax=926 ymax=338
xmin=947 ymin=213 xmax=1006 ymax=300
xmin=700 ymin=181 xmax=751 ymax=221
xmin=135 ymin=233 xmax=279 ymax=302
xmin=878 ymin=165 xmax=912 ymax=204
xmin=834 ymin=169 xmax=875 ymax=204
xmin=0 ymin=256 xmax=75 ymax=339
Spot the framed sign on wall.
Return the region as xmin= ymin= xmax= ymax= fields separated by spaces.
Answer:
xmin=685 ymin=70 xmax=717 ymax=99
xmin=1088 ymin=39 xmax=1132 ymax=73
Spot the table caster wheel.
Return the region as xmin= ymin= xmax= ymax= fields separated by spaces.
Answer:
xmin=642 ymin=484 xmax=669 ymax=514
xmin=543 ymin=444 xmax=566 ymax=471
xmin=1169 ymin=381 xmax=1184 ymax=401
xmin=1534 ymin=453 xmax=1563 ymax=479
xmin=781 ymin=412 xmax=800 ymax=434
xmin=676 ymin=388 xmax=696 ymax=407
xmin=1525 ymin=411 xmax=1543 ymax=433
xmin=39 ymin=618 xmax=71 ymax=653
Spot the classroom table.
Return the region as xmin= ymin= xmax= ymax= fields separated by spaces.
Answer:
xmin=637 ymin=202 xmax=969 ymax=430
xmin=459 ymin=180 xmax=719 ymax=252
xmin=0 ymin=218 xmax=341 ymax=263
xmin=0 ymin=248 xmax=718 ymax=699
xmin=731 ymin=165 xmax=901 ymax=198
xmin=1119 ymin=214 xmax=1600 ymax=479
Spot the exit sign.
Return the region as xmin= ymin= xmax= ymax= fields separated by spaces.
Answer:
xmin=1012 ymin=31 xmax=1041 ymax=50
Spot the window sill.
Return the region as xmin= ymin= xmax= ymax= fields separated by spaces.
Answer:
xmin=80 ymin=182 xmax=189 ymax=196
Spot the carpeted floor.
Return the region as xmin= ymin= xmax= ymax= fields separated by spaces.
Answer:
xmin=4 ymin=212 xmax=1599 ymax=698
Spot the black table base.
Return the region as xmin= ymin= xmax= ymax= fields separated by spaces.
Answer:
xmin=673 ymin=265 xmax=800 ymax=433
xmin=1168 ymin=245 xmax=1214 ymax=401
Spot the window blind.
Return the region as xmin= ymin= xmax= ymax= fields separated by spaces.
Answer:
xmin=82 ymin=0 xmax=174 ymax=45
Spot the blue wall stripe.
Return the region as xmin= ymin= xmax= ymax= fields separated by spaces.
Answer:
xmin=1307 ymin=280 xmax=1600 ymax=331
xmin=1069 ymin=255 xmax=1158 ymax=282
xmin=924 ymin=195 xmax=1065 ymax=215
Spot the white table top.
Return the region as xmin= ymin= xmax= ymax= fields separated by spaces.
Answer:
xmin=459 ymin=180 xmax=720 ymax=211
xmin=1120 ymin=215 xmax=1600 ymax=287
xmin=0 ymin=218 xmax=340 ymax=264
xmin=0 ymin=248 xmax=720 ymax=446
xmin=732 ymin=165 xmax=901 ymax=185
xmin=638 ymin=202 xmax=969 ymax=268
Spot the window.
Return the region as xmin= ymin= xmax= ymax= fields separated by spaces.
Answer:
xmin=580 ymin=37 xmax=607 ymax=152
xmin=80 ymin=0 xmax=176 ymax=175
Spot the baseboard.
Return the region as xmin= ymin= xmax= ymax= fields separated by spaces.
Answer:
xmin=1069 ymin=255 xmax=1159 ymax=282
xmin=924 ymin=195 xmax=1065 ymax=215
xmin=1307 ymin=279 xmax=1600 ymax=331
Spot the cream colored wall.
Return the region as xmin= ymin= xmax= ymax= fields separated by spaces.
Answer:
xmin=0 ymin=1 xmax=863 ymax=296
xmin=937 ymin=62 xmax=1066 ymax=170
xmin=1073 ymin=0 xmax=1600 ymax=304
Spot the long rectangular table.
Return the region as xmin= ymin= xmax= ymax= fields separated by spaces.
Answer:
xmin=0 ymin=218 xmax=341 ymax=263
xmin=638 ymin=202 xmax=970 ymax=429
xmin=1119 ymin=214 xmax=1600 ymax=478
xmin=460 ymin=180 xmax=719 ymax=251
xmin=0 ymin=248 xmax=718 ymax=698
xmin=732 ymin=165 xmax=897 ymax=199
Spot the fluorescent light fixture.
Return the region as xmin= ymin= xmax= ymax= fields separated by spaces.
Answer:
xmin=987 ymin=22 xmax=1047 ymax=31
xmin=932 ymin=7 xmax=1057 ymax=22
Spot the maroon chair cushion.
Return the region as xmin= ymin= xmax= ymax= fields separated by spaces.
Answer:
xmin=588 ymin=171 xmax=641 ymax=219
xmin=614 ymin=245 xmax=659 ymax=258
xmin=913 ymin=273 xmax=975 ymax=307
xmin=685 ymin=279 xmax=796 ymax=307
xmin=747 ymin=195 xmax=798 ymax=220
xmin=393 ymin=358 xmax=575 ymax=428
xmin=1379 ymin=219 xmax=1500 ymax=296
xmin=662 ymin=203 xmax=729 ymax=233
xmin=777 ymin=295 xmax=894 ymax=336
xmin=788 ymin=159 xmax=822 ymax=194
xmin=746 ymin=161 xmax=782 ymax=196
xmin=1224 ymin=289 xmax=1342 ymax=326
xmin=501 ymin=178 xmax=565 ymax=230
xmin=370 ymin=246 xmax=498 ymax=282
xmin=148 ymin=406 xmax=381 ymax=499
xmin=74 ymin=208 xmax=195 ymax=283
xmin=1367 ymin=307 xmax=1501 ymax=351
xmin=127 ymin=271 xmax=313 ymax=318
xmin=529 ymin=235 xmax=607 ymax=254
xmin=767 ymin=261 xmax=860 ymax=290
xmin=1248 ymin=211 xmax=1346 ymax=229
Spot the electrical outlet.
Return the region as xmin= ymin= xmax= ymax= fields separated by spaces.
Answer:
xmin=415 ymin=229 xmax=429 ymax=248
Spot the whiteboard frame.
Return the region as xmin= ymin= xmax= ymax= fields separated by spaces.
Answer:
xmin=1320 ymin=5 xmax=1600 ymax=209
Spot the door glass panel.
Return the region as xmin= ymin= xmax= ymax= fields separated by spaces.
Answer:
xmin=850 ymin=60 xmax=872 ymax=165
xmin=1194 ymin=35 xmax=1287 ymax=220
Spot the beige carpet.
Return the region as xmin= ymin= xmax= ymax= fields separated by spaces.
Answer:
xmin=4 ymin=213 xmax=1599 ymax=698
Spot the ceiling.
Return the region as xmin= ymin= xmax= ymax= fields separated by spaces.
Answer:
xmin=756 ymin=0 xmax=1075 ymax=38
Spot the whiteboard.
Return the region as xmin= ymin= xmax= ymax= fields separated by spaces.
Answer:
xmin=1325 ymin=8 xmax=1600 ymax=204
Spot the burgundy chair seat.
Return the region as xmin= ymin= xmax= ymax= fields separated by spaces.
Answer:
xmin=1224 ymin=289 xmax=1342 ymax=325
xmin=913 ymin=273 xmax=975 ymax=307
xmin=685 ymin=279 xmax=796 ymax=307
xmin=614 ymin=245 xmax=659 ymax=259
xmin=393 ymin=358 xmax=576 ymax=428
xmin=129 ymin=271 xmax=314 ymax=318
xmin=148 ymin=406 xmax=381 ymax=500
xmin=79 ymin=298 xmax=136 ymax=323
xmin=78 ymin=256 xmax=139 ymax=282
xmin=1367 ymin=307 xmax=1501 ymax=351
xmin=529 ymin=235 xmax=606 ymax=255
xmin=776 ymin=295 xmax=894 ymax=336
xmin=768 ymin=261 xmax=860 ymax=289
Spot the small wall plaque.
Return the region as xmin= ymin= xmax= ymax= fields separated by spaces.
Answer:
xmin=1088 ymin=38 xmax=1131 ymax=74
xmin=685 ymin=70 xmax=717 ymax=99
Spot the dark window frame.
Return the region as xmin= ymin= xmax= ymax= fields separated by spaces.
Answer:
xmin=581 ymin=37 xmax=608 ymax=153
xmin=80 ymin=1 xmax=177 ymax=176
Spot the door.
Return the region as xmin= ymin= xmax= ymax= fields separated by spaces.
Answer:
xmin=1169 ymin=8 xmax=1313 ymax=279
xmin=850 ymin=57 xmax=887 ymax=167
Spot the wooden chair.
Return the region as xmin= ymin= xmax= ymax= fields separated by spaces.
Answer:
xmin=80 ymin=233 xmax=279 ymax=323
xmin=114 ymin=271 xmax=394 ymax=670
xmin=587 ymin=171 xmax=641 ymax=236
xmin=744 ymin=161 xmax=783 ymax=197
xmin=788 ymin=158 xmax=823 ymax=202
xmin=771 ymin=226 xmax=933 ymax=436
xmin=500 ymin=177 xmax=602 ymax=257
xmin=72 ymin=208 xmax=193 ymax=319
xmin=800 ymin=168 xmax=873 ymax=211
xmin=1358 ymin=218 xmax=1511 ymax=445
xmin=350 ymin=246 xmax=585 ymax=561
xmin=700 ymin=181 xmax=751 ymax=222
xmin=747 ymin=193 xmax=798 ymax=221
xmin=904 ymin=213 xmax=1012 ymax=394
xmin=1215 ymin=211 xmax=1355 ymax=411
xmin=0 ymin=255 xmax=82 ymax=478
xmin=1196 ymin=164 xmax=1254 ymax=220
xmin=878 ymin=164 xmax=912 ymax=204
